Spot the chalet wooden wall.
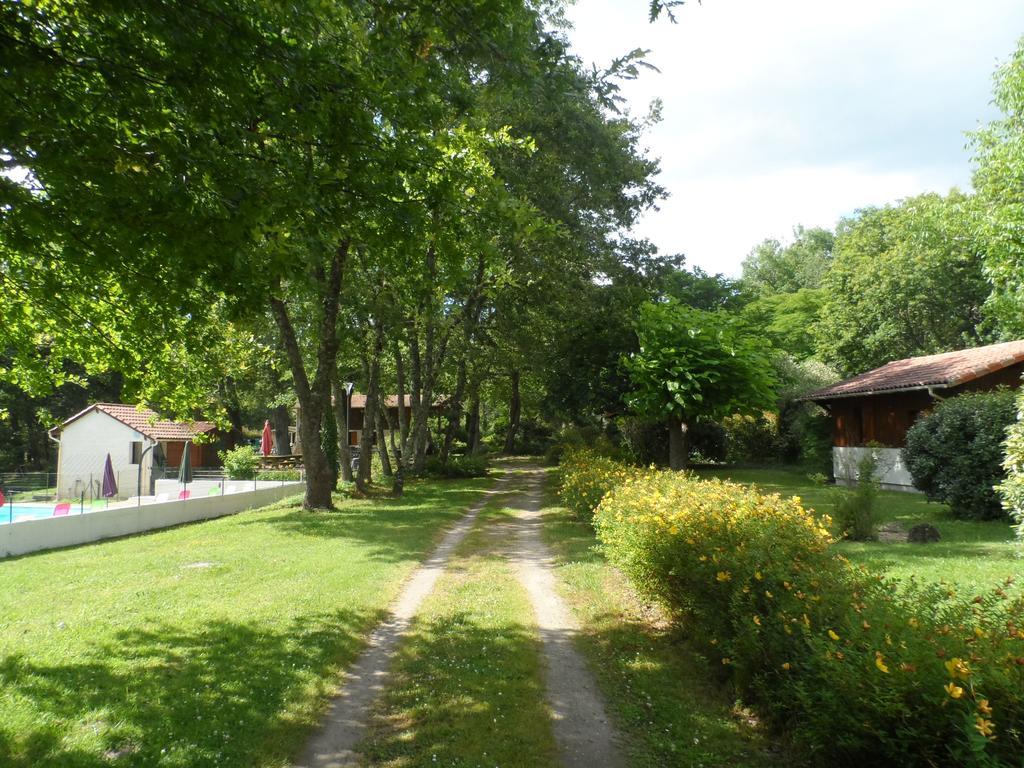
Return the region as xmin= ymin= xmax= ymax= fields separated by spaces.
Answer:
xmin=827 ymin=361 xmax=1024 ymax=448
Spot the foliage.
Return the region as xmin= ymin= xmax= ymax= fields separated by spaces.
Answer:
xmin=580 ymin=462 xmax=1024 ymax=766
xmin=971 ymin=38 xmax=1024 ymax=336
xmin=218 ymin=445 xmax=260 ymax=480
xmin=721 ymin=412 xmax=782 ymax=464
xmin=556 ymin=448 xmax=645 ymax=521
xmin=625 ymin=301 xmax=777 ymax=425
xmin=831 ymin=451 xmax=879 ymax=541
xmin=423 ymin=454 xmax=489 ymax=479
xmin=741 ymin=225 xmax=834 ymax=297
xmin=742 ymin=288 xmax=824 ymax=361
xmin=774 ymin=355 xmax=839 ymax=471
xmin=997 ymin=389 xmax=1024 ymax=540
xmin=905 ymin=390 xmax=1018 ymax=521
xmin=815 ymin=191 xmax=991 ymax=376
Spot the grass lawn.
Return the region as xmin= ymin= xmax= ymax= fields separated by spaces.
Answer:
xmin=540 ymin=475 xmax=787 ymax=768
xmin=0 ymin=476 xmax=489 ymax=768
xmin=359 ymin=496 xmax=559 ymax=767
xmin=694 ymin=466 xmax=1021 ymax=592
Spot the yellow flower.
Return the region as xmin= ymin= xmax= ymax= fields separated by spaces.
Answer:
xmin=781 ymin=662 xmax=791 ymax=670
xmin=721 ymin=657 xmax=732 ymax=665
xmin=753 ymin=615 xmax=761 ymax=626
xmin=716 ymin=571 xmax=731 ymax=582
xmin=874 ymin=652 xmax=889 ymax=674
xmin=978 ymin=699 xmax=993 ymax=717
xmin=944 ymin=657 xmax=971 ymax=680
xmin=944 ymin=682 xmax=964 ymax=699
xmin=754 ymin=571 xmax=763 ymax=581
xmin=908 ymin=617 xmax=919 ymax=629
xmin=802 ymin=613 xmax=811 ymax=628
xmin=828 ymin=629 xmax=840 ymax=641
xmin=974 ymin=717 xmax=995 ymax=738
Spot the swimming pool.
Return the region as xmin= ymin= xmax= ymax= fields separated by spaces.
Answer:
xmin=2 ymin=505 xmax=76 ymax=523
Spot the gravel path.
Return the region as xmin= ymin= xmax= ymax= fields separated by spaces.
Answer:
xmin=505 ymin=466 xmax=626 ymax=768
xmin=294 ymin=473 xmax=516 ymax=768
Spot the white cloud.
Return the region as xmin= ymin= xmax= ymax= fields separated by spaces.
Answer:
xmin=567 ymin=0 xmax=1024 ymax=275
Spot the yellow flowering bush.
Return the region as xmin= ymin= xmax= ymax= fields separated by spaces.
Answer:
xmin=556 ymin=448 xmax=646 ymax=520
xmin=584 ymin=461 xmax=1024 ymax=765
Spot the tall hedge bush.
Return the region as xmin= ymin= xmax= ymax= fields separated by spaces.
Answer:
xmin=568 ymin=459 xmax=1024 ymax=765
xmin=905 ymin=389 xmax=1018 ymax=520
xmin=998 ymin=390 xmax=1024 ymax=539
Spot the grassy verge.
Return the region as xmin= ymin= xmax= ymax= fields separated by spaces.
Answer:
xmin=359 ymin=497 xmax=558 ymax=767
xmin=694 ymin=466 xmax=1020 ymax=591
xmin=0 ymin=476 xmax=489 ymax=768
xmin=540 ymin=475 xmax=786 ymax=768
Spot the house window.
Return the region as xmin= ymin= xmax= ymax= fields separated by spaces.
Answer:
xmin=130 ymin=441 xmax=143 ymax=464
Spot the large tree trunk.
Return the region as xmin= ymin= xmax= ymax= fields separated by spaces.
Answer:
xmin=272 ymin=403 xmax=290 ymax=456
xmin=376 ymin=403 xmax=393 ymax=477
xmin=332 ymin=377 xmax=352 ymax=482
xmin=269 ymin=241 xmax=347 ymax=509
xmin=466 ymin=381 xmax=481 ymax=454
xmin=440 ymin=356 xmax=467 ymax=464
xmin=218 ymin=377 xmax=246 ymax=450
xmin=503 ymin=369 xmax=521 ymax=454
xmin=394 ymin=339 xmax=411 ymax=469
xmin=356 ymin=323 xmax=384 ymax=491
xmin=668 ymin=414 xmax=690 ymax=471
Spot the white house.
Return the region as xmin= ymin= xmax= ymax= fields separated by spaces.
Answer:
xmin=48 ymin=403 xmax=217 ymax=500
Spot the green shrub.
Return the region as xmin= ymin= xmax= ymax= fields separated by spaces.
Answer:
xmin=218 ymin=444 xmax=260 ymax=480
xmin=423 ymin=454 xmax=489 ymax=479
xmin=905 ymin=389 xmax=1018 ymax=520
xmin=831 ymin=450 xmax=879 ymax=541
xmin=721 ymin=412 xmax=782 ymax=464
xmin=580 ymin=459 xmax=1024 ymax=766
xmin=556 ymin=448 xmax=645 ymax=520
xmin=998 ymin=389 xmax=1024 ymax=540
xmin=256 ymin=469 xmax=301 ymax=481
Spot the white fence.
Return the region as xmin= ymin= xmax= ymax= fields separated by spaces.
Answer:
xmin=1 ymin=482 xmax=305 ymax=559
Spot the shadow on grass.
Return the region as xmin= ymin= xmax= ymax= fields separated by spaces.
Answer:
xmin=239 ymin=479 xmax=491 ymax=564
xmin=0 ymin=609 xmax=379 ymax=768
xmin=359 ymin=609 xmax=557 ymax=767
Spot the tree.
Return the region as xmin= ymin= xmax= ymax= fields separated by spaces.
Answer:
xmin=741 ymin=225 xmax=834 ymax=297
xmin=814 ymin=191 xmax=991 ymax=375
xmin=623 ymin=301 xmax=777 ymax=469
xmin=743 ymin=288 xmax=824 ymax=360
xmin=971 ymin=37 xmax=1024 ymax=337
xmin=0 ymin=0 xmax=545 ymax=508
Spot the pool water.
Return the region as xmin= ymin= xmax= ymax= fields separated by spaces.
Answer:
xmin=2 ymin=504 xmax=80 ymax=523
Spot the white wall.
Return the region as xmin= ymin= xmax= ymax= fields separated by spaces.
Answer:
xmin=57 ymin=410 xmax=151 ymax=500
xmin=1 ymin=482 xmax=305 ymax=559
xmin=833 ymin=446 xmax=919 ymax=492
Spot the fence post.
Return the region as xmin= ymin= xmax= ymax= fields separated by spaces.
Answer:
xmin=80 ymin=491 xmax=84 ymax=515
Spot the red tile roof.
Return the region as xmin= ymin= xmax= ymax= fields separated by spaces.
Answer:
xmin=806 ymin=340 xmax=1024 ymax=401
xmin=51 ymin=403 xmax=216 ymax=440
xmin=348 ymin=393 xmax=446 ymax=409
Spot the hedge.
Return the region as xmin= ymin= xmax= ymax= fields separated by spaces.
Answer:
xmin=560 ymin=452 xmax=1024 ymax=766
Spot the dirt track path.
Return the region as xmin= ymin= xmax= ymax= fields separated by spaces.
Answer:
xmin=295 ymin=464 xmax=624 ymax=768
xmin=294 ymin=474 xmax=516 ymax=768
xmin=505 ymin=467 xmax=626 ymax=768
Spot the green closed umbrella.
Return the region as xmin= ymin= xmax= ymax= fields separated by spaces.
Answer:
xmin=178 ymin=441 xmax=193 ymax=489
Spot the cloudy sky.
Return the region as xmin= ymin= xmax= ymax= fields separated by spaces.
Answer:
xmin=565 ymin=0 xmax=1024 ymax=276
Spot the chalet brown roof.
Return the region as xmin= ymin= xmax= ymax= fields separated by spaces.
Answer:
xmin=806 ymin=340 xmax=1024 ymax=401
xmin=50 ymin=403 xmax=216 ymax=441
xmin=348 ymin=393 xmax=446 ymax=409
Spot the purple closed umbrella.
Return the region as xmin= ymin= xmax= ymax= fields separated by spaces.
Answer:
xmin=102 ymin=453 xmax=118 ymax=499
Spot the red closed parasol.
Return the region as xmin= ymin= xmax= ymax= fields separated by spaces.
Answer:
xmin=261 ymin=419 xmax=273 ymax=456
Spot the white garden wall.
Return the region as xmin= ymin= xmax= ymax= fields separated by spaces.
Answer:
xmin=833 ymin=446 xmax=919 ymax=492
xmin=1 ymin=482 xmax=304 ymax=559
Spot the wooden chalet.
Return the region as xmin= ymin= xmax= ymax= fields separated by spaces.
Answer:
xmin=805 ymin=340 xmax=1024 ymax=490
